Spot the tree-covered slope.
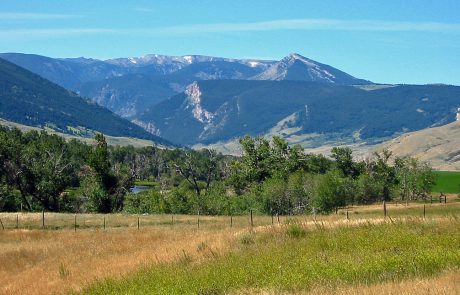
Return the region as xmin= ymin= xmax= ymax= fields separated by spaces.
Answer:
xmin=140 ymin=80 xmax=460 ymax=146
xmin=0 ymin=58 xmax=170 ymax=145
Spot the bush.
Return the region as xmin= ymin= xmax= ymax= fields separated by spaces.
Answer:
xmin=286 ymin=223 xmax=307 ymax=238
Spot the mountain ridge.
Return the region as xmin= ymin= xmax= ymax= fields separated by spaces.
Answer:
xmin=0 ymin=52 xmax=371 ymax=120
xmin=138 ymin=80 xmax=460 ymax=146
xmin=0 ymin=57 xmax=171 ymax=146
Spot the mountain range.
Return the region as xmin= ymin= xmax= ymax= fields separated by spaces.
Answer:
xmin=0 ymin=52 xmax=367 ymax=119
xmin=0 ymin=57 xmax=170 ymax=145
xmin=1 ymin=52 xmax=460 ymax=159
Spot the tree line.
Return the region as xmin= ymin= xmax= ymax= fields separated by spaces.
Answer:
xmin=0 ymin=127 xmax=435 ymax=214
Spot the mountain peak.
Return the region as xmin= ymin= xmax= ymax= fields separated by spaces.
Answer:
xmin=252 ymin=53 xmax=369 ymax=85
xmin=282 ymin=53 xmax=315 ymax=66
xmin=287 ymin=52 xmax=305 ymax=59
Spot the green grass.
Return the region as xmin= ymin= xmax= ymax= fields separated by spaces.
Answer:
xmin=432 ymin=171 xmax=460 ymax=193
xmin=82 ymin=219 xmax=460 ymax=294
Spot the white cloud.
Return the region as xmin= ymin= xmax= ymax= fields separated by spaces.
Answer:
xmin=1 ymin=18 xmax=459 ymax=39
xmin=150 ymin=18 xmax=460 ymax=34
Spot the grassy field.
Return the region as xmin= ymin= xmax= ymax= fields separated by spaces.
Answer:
xmin=432 ymin=171 xmax=460 ymax=193
xmin=0 ymin=201 xmax=459 ymax=295
xmin=0 ymin=200 xmax=459 ymax=231
xmin=84 ymin=219 xmax=460 ymax=295
xmin=0 ymin=118 xmax=156 ymax=148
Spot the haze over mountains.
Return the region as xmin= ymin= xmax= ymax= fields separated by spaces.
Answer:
xmin=1 ymin=52 xmax=460 ymax=156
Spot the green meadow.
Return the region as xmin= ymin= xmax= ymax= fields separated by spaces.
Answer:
xmin=432 ymin=171 xmax=460 ymax=193
xmin=83 ymin=216 xmax=460 ymax=295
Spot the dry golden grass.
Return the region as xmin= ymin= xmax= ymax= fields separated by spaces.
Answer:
xmin=376 ymin=120 xmax=460 ymax=171
xmin=0 ymin=201 xmax=458 ymax=295
xmin=0 ymin=226 xmax=239 ymax=295
xmin=321 ymin=270 xmax=460 ymax=295
xmin=239 ymin=270 xmax=460 ymax=295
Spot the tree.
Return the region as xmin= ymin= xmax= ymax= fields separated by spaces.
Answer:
xmin=17 ymin=131 xmax=75 ymax=211
xmin=172 ymin=149 xmax=219 ymax=197
xmin=313 ymin=170 xmax=355 ymax=213
xmin=331 ymin=147 xmax=361 ymax=178
xmin=395 ymin=157 xmax=435 ymax=201
xmin=84 ymin=133 xmax=133 ymax=213
xmin=372 ymin=149 xmax=396 ymax=201
xmin=286 ymin=171 xmax=314 ymax=214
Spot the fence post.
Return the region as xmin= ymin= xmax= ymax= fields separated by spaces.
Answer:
xmin=346 ymin=210 xmax=349 ymax=221
xmin=137 ymin=216 xmax=140 ymax=230
xmin=42 ymin=209 xmax=45 ymax=229
xmin=271 ymin=214 xmax=274 ymax=225
xmin=74 ymin=214 xmax=77 ymax=232
xmin=250 ymin=210 xmax=253 ymax=229
xmin=197 ymin=211 xmax=200 ymax=229
xmin=423 ymin=204 xmax=426 ymax=219
xmin=277 ymin=213 xmax=280 ymax=224
xmin=383 ymin=200 xmax=387 ymax=219
xmin=230 ymin=215 xmax=233 ymax=228
xmin=0 ymin=218 xmax=4 ymax=230
xmin=171 ymin=214 xmax=174 ymax=226
xmin=16 ymin=214 xmax=19 ymax=229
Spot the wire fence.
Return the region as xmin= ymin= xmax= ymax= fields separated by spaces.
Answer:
xmin=0 ymin=200 xmax=457 ymax=231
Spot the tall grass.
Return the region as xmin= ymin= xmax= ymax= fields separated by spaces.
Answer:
xmin=84 ymin=218 xmax=460 ymax=294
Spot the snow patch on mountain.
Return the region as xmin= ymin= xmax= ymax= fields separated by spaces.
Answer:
xmin=250 ymin=52 xmax=367 ymax=85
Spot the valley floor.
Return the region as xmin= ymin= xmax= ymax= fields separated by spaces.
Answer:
xmin=0 ymin=200 xmax=459 ymax=295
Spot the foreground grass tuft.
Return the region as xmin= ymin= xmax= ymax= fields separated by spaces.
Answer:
xmin=82 ymin=219 xmax=460 ymax=294
xmin=286 ymin=223 xmax=307 ymax=238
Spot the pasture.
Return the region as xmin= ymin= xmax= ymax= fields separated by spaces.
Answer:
xmin=0 ymin=199 xmax=459 ymax=295
xmin=432 ymin=171 xmax=460 ymax=193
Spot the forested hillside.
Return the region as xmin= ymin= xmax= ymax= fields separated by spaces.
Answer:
xmin=140 ymin=80 xmax=460 ymax=146
xmin=0 ymin=58 xmax=170 ymax=145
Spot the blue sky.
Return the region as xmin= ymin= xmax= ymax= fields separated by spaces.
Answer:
xmin=1 ymin=0 xmax=459 ymax=85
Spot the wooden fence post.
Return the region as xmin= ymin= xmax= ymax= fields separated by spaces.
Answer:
xmin=42 ymin=210 xmax=45 ymax=229
xmin=346 ymin=210 xmax=349 ymax=221
xmin=197 ymin=211 xmax=200 ymax=229
xmin=230 ymin=215 xmax=233 ymax=228
xmin=250 ymin=210 xmax=253 ymax=229
xmin=137 ymin=216 xmax=140 ymax=230
xmin=103 ymin=216 xmax=106 ymax=230
xmin=16 ymin=214 xmax=19 ymax=229
xmin=423 ymin=204 xmax=426 ymax=219
xmin=171 ymin=214 xmax=174 ymax=226
xmin=74 ymin=214 xmax=77 ymax=232
xmin=0 ymin=218 xmax=4 ymax=230
xmin=277 ymin=213 xmax=280 ymax=224
xmin=383 ymin=200 xmax=387 ymax=219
